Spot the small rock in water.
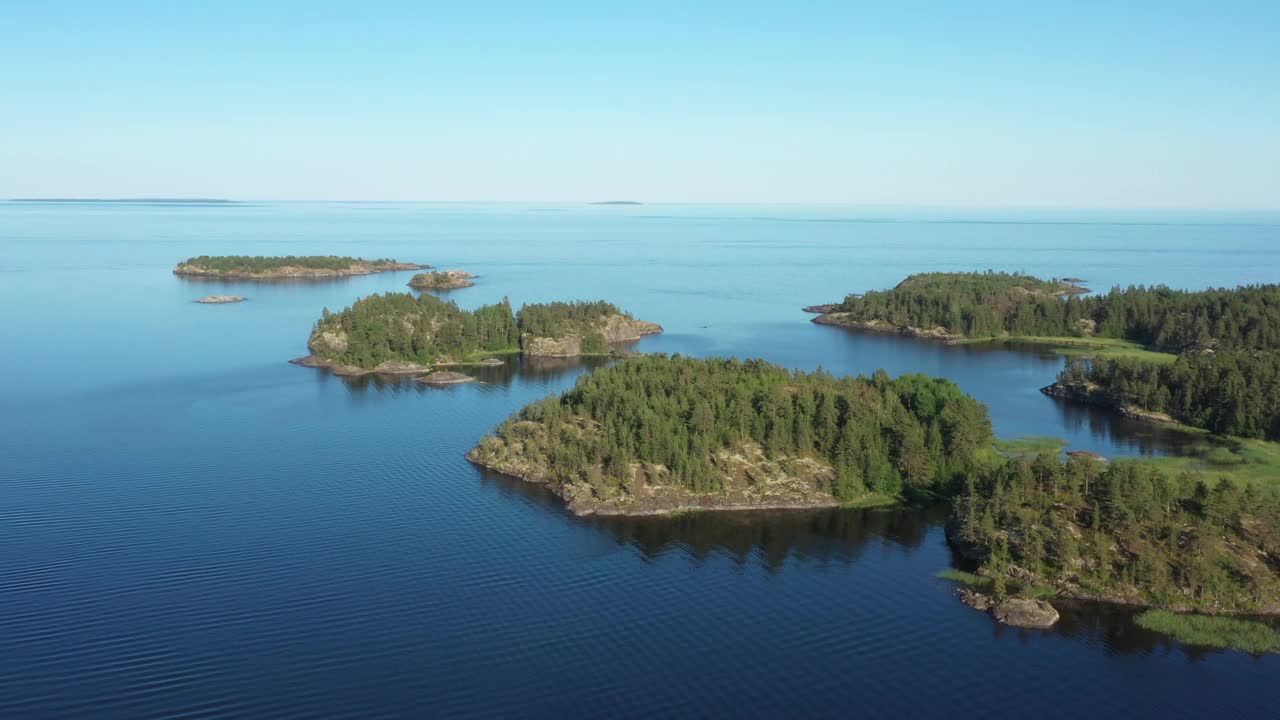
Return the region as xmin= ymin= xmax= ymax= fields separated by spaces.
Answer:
xmin=418 ymin=371 xmax=478 ymax=385
xmin=957 ymin=589 xmax=1059 ymax=628
xmin=991 ymin=598 xmax=1059 ymax=628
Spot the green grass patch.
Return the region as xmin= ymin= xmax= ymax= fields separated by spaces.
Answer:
xmin=962 ymin=335 xmax=1177 ymax=364
xmin=936 ymin=568 xmax=1056 ymax=599
xmin=993 ymin=435 xmax=1067 ymax=458
xmin=454 ymin=347 xmax=522 ymax=364
xmin=936 ymin=569 xmax=986 ymax=586
xmin=1140 ymin=436 xmax=1280 ymax=488
xmin=842 ymin=493 xmax=901 ymax=509
xmin=1135 ymin=610 xmax=1280 ymax=654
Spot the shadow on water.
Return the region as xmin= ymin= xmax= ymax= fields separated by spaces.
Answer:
xmin=477 ymin=461 xmax=942 ymax=570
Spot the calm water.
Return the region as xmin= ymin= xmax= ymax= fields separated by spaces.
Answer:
xmin=2 ymin=202 xmax=1278 ymax=718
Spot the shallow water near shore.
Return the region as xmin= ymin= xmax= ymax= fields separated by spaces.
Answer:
xmin=1 ymin=201 xmax=1278 ymax=718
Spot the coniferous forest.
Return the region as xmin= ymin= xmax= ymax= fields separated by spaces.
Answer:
xmin=1057 ymin=352 xmax=1280 ymax=440
xmin=477 ymin=354 xmax=994 ymax=500
xmin=951 ymin=454 xmax=1280 ymax=613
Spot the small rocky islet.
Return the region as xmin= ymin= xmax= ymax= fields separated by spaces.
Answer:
xmin=407 ymin=269 xmax=477 ymax=290
xmin=194 ymin=295 xmax=246 ymax=304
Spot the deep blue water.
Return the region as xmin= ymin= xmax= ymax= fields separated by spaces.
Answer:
xmin=1 ymin=202 xmax=1278 ymax=718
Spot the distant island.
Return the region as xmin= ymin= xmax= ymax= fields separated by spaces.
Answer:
xmin=174 ymin=255 xmax=428 ymax=280
xmin=591 ymin=201 xmax=643 ymax=205
xmin=195 ymin=295 xmax=246 ymax=304
xmin=467 ymin=355 xmax=993 ymax=515
xmin=407 ymin=269 xmax=477 ymax=290
xmin=16 ymin=198 xmax=238 ymax=203
xmin=294 ymin=294 xmax=662 ymax=376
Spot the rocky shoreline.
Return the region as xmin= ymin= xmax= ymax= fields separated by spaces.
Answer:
xmin=522 ymin=316 xmax=663 ymax=357
xmin=175 ymin=260 xmax=429 ymax=280
xmin=466 ymin=440 xmax=843 ymax=516
xmin=810 ymin=313 xmax=967 ymax=344
xmin=288 ymin=355 xmax=432 ymax=377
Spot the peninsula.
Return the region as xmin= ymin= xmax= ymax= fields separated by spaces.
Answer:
xmin=807 ymin=272 xmax=1280 ymax=358
xmin=467 ymin=355 xmax=994 ymax=515
xmin=407 ymin=270 xmax=477 ymax=290
xmin=174 ymin=255 xmax=428 ymax=280
xmin=1042 ymin=352 xmax=1280 ymax=441
xmin=293 ymin=293 xmax=662 ymax=376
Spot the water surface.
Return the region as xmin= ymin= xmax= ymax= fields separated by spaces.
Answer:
xmin=1 ymin=202 xmax=1277 ymax=718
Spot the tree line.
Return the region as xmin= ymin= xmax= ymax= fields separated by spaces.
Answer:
xmin=312 ymin=293 xmax=631 ymax=367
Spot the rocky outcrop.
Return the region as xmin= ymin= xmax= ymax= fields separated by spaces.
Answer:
xmin=522 ymin=315 xmax=663 ymax=357
xmin=993 ymin=598 xmax=1060 ymax=628
xmin=811 ymin=313 xmax=967 ymax=344
xmin=194 ymin=295 xmax=246 ymax=303
xmin=417 ymin=371 xmax=478 ymax=385
xmin=288 ymin=355 xmax=430 ymax=377
xmin=958 ymin=590 xmax=1060 ymax=628
xmin=407 ymin=269 xmax=476 ymax=290
xmin=175 ymin=259 xmax=427 ymax=279
xmin=467 ymin=434 xmax=841 ymax=516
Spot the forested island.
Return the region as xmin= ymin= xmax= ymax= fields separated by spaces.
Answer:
xmin=407 ymin=270 xmax=476 ymax=290
xmin=174 ymin=255 xmax=428 ymax=279
xmin=294 ymin=293 xmax=662 ymax=375
xmin=468 ymin=354 xmax=995 ymax=515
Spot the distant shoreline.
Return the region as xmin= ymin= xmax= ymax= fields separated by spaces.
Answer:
xmin=12 ymin=198 xmax=238 ymax=204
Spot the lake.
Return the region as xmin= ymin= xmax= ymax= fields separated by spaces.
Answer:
xmin=1 ymin=201 xmax=1277 ymax=718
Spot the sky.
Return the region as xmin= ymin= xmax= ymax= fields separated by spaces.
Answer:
xmin=3 ymin=1 xmax=1279 ymax=207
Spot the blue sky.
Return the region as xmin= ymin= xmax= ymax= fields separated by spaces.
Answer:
xmin=3 ymin=1 xmax=1278 ymax=207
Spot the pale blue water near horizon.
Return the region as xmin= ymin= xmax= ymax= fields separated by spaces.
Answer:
xmin=2 ymin=201 xmax=1278 ymax=718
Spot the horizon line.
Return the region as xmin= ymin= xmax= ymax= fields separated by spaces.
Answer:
xmin=7 ymin=197 xmax=1280 ymax=213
